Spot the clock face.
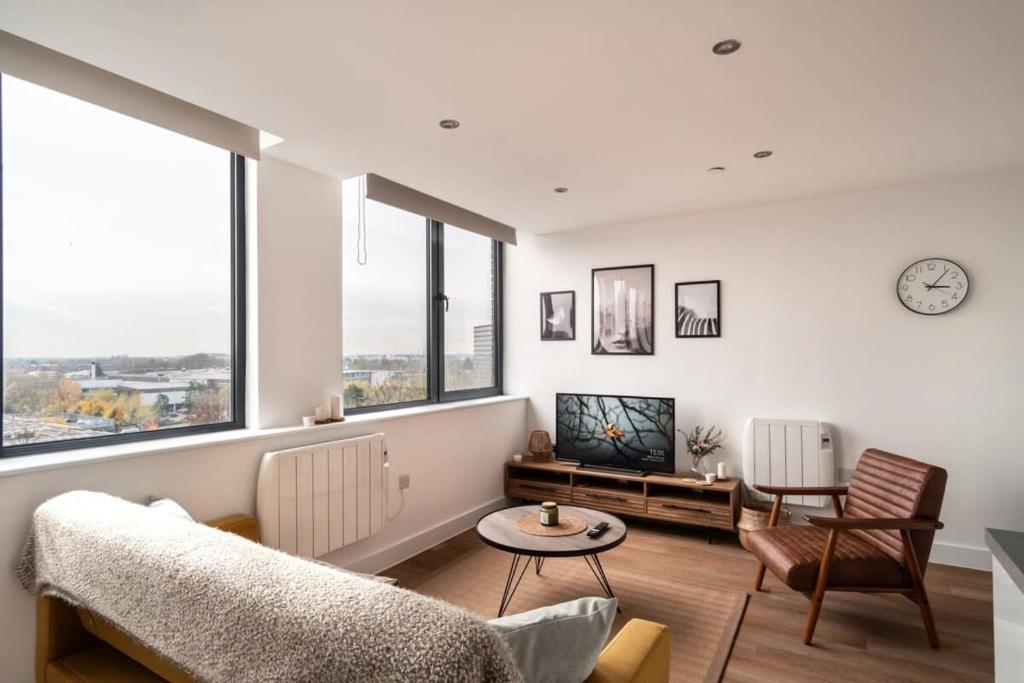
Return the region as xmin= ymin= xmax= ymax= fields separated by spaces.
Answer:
xmin=898 ymin=258 xmax=969 ymax=315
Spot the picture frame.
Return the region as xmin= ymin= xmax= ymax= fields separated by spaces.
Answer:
xmin=591 ymin=264 xmax=655 ymax=355
xmin=540 ymin=290 xmax=576 ymax=341
xmin=674 ymin=280 xmax=721 ymax=338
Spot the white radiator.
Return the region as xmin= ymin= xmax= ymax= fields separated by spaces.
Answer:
xmin=256 ymin=433 xmax=388 ymax=558
xmin=742 ymin=419 xmax=834 ymax=507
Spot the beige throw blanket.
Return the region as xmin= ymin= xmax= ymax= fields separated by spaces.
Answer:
xmin=18 ymin=491 xmax=521 ymax=683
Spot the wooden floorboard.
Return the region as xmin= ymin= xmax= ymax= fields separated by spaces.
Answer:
xmin=385 ymin=519 xmax=994 ymax=682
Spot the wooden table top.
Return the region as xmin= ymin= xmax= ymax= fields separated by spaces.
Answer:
xmin=476 ymin=505 xmax=627 ymax=557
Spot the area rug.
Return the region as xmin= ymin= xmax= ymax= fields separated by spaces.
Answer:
xmin=412 ymin=544 xmax=748 ymax=683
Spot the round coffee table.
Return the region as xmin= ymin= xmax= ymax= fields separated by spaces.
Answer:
xmin=476 ymin=505 xmax=627 ymax=617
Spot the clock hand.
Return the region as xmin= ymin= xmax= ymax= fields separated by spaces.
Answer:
xmin=928 ymin=267 xmax=949 ymax=288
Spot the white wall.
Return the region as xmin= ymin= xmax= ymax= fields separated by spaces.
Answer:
xmin=506 ymin=170 xmax=1024 ymax=568
xmin=0 ymin=156 xmax=527 ymax=680
xmin=252 ymin=158 xmax=344 ymax=428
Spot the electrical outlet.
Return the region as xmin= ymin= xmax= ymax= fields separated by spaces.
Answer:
xmin=398 ymin=474 xmax=411 ymax=490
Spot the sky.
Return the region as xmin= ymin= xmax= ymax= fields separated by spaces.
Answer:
xmin=1 ymin=74 xmax=493 ymax=360
xmin=341 ymin=178 xmax=494 ymax=356
xmin=2 ymin=75 xmax=232 ymax=358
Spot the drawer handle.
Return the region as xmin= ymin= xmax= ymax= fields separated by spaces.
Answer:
xmin=519 ymin=484 xmax=557 ymax=493
xmin=661 ymin=503 xmax=711 ymax=514
xmin=586 ymin=492 xmax=628 ymax=503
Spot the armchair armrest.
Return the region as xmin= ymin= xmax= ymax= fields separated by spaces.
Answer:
xmin=586 ymin=618 xmax=670 ymax=683
xmin=805 ymin=515 xmax=943 ymax=531
xmin=754 ymin=485 xmax=849 ymax=496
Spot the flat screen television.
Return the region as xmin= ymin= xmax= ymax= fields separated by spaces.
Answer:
xmin=555 ymin=393 xmax=675 ymax=474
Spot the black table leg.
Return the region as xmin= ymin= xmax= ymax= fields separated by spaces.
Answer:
xmin=534 ymin=556 xmax=545 ymax=575
xmin=497 ymin=554 xmax=532 ymax=617
xmin=583 ymin=554 xmax=620 ymax=611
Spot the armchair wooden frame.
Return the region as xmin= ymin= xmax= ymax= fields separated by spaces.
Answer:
xmin=751 ymin=484 xmax=944 ymax=648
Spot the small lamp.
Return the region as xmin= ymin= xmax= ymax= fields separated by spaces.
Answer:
xmin=527 ymin=430 xmax=554 ymax=462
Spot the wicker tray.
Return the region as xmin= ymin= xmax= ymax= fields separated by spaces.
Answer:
xmin=515 ymin=514 xmax=588 ymax=537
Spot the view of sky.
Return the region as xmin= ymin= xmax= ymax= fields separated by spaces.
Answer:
xmin=341 ymin=179 xmax=494 ymax=356
xmin=2 ymin=75 xmax=232 ymax=358
xmin=1 ymin=74 xmax=492 ymax=360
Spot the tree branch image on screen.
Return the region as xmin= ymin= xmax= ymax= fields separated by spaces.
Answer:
xmin=555 ymin=393 xmax=675 ymax=473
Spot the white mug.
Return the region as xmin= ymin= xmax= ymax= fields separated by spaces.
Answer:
xmin=512 ymin=453 xmax=523 ymax=463
xmin=302 ymin=415 xmax=315 ymax=427
xmin=704 ymin=472 xmax=717 ymax=484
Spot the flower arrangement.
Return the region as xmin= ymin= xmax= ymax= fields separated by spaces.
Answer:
xmin=679 ymin=425 xmax=724 ymax=473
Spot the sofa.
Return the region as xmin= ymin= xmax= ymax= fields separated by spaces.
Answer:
xmin=35 ymin=513 xmax=670 ymax=683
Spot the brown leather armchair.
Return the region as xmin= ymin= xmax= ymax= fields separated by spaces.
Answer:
xmin=745 ymin=449 xmax=947 ymax=647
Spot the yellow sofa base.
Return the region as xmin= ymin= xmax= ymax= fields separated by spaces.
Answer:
xmin=36 ymin=514 xmax=670 ymax=683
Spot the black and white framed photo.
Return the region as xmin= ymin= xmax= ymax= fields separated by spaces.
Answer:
xmin=592 ymin=264 xmax=655 ymax=355
xmin=674 ymin=280 xmax=720 ymax=338
xmin=540 ymin=290 xmax=576 ymax=340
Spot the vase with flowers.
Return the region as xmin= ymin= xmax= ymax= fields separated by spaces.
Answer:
xmin=679 ymin=425 xmax=724 ymax=476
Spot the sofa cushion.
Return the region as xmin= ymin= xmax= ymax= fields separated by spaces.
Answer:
xmin=747 ymin=524 xmax=907 ymax=591
xmin=489 ymin=597 xmax=617 ymax=683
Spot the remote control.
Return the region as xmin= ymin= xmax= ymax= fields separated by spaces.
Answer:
xmin=587 ymin=522 xmax=610 ymax=539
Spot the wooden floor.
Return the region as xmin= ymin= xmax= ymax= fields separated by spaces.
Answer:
xmin=386 ymin=520 xmax=994 ymax=683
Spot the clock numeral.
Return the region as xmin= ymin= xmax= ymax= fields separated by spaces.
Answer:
xmin=914 ymin=265 xmax=923 ymax=274
xmin=942 ymin=300 xmax=949 ymax=308
xmin=951 ymin=271 xmax=959 ymax=279
xmin=928 ymin=304 xmax=935 ymax=311
xmin=927 ymin=261 xmax=936 ymax=270
xmin=952 ymin=292 xmax=959 ymax=300
xmin=906 ymin=274 xmax=916 ymax=282
xmin=956 ymin=281 xmax=963 ymax=289
xmin=901 ymin=284 xmax=909 ymax=292
xmin=906 ymin=295 xmax=913 ymax=302
xmin=916 ymin=301 xmax=923 ymax=309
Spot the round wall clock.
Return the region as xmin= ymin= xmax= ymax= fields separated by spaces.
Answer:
xmin=897 ymin=257 xmax=969 ymax=315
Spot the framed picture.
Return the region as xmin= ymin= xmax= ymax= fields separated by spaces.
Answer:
xmin=592 ymin=264 xmax=655 ymax=355
xmin=540 ymin=290 xmax=576 ymax=340
xmin=675 ymin=280 xmax=720 ymax=338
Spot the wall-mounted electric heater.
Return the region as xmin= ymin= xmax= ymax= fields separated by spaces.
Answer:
xmin=742 ymin=419 xmax=835 ymax=507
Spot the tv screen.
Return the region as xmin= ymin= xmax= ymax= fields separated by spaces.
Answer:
xmin=555 ymin=393 xmax=675 ymax=474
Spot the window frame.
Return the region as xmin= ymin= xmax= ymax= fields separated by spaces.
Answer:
xmin=0 ymin=75 xmax=247 ymax=457
xmin=344 ymin=218 xmax=503 ymax=415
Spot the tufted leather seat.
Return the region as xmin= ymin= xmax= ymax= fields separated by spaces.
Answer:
xmin=747 ymin=524 xmax=906 ymax=591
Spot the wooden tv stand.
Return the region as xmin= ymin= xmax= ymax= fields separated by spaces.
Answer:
xmin=504 ymin=460 xmax=741 ymax=540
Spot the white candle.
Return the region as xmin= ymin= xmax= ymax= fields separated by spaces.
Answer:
xmin=331 ymin=394 xmax=343 ymax=420
xmin=314 ymin=406 xmax=326 ymax=421
xmin=717 ymin=462 xmax=728 ymax=479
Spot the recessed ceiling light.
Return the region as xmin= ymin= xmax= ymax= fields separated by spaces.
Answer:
xmin=712 ymin=39 xmax=741 ymax=56
xmin=438 ymin=119 xmax=460 ymax=129
xmin=707 ymin=166 xmax=726 ymax=174
xmin=753 ymin=150 xmax=773 ymax=159
xmin=553 ymin=187 xmax=569 ymax=193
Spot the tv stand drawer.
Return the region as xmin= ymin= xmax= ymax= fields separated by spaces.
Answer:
xmin=573 ymin=488 xmax=645 ymax=515
xmin=508 ymin=480 xmax=572 ymax=504
xmin=646 ymin=496 xmax=733 ymax=528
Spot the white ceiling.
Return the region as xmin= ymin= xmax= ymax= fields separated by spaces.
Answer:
xmin=1 ymin=1 xmax=1022 ymax=234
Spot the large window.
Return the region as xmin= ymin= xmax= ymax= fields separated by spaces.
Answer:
xmin=1 ymin=75 xmax=246 ymax=455
xmin=342 ymin=179 xmax=501 ymax=412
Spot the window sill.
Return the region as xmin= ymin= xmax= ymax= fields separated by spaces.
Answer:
xmin=0 ymin=394 xmax=528 ymax=479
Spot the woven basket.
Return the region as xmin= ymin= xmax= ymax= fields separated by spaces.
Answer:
xmin=738 ymin=501 xmax=792 ymax=551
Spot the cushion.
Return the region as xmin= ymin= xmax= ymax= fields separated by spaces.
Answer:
xmin=488 ymin=597 xmax=617 ymax=683
xmin=746 ymin=524 xmax=907 ymax=591
xmin=146 ymin=497 xmax=193 ymax=521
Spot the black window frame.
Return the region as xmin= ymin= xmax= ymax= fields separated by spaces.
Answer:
xmin=345 ymin=217 xmax=503 ymax=415
xmin=0 ymin=74 xmax=247 ymax=457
